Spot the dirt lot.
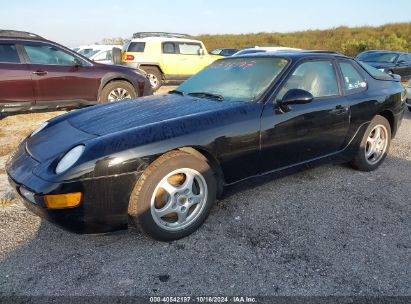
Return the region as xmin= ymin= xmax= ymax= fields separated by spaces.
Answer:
xmin=0 ymin=88 xmax=410 ymax=296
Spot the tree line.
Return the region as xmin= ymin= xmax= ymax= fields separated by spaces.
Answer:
xmin=101 ymin=22 xmax=411 ymax=57
xmin=195 ymin=23 xmax=411 ymax=56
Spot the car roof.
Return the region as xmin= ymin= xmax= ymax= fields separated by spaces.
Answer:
xmin=76 ymin=45 xmax=121 ymax=50
xmin=129 ymin=37 xmax=202 ymax=44
xmin=233 ymin=50 xmax=350 ymax=60
xmin=240 ymin=46 xmax=302 ymax=51
xmin=358 ymin=50 xmax=409 ymax=55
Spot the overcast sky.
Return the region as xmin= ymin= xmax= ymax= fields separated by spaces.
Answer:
xmin=2 ymin=0 xmax=410 ymax=47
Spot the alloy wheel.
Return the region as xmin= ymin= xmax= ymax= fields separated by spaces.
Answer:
xmin=365 ymin=124 xmax=388 ymax=165
xmin=150 ymin=168 xmax=208 ymax=231
xmin=107 ymin=88 xmax=132 ymax=102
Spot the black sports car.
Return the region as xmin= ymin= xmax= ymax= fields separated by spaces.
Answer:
xmin=356 ymin=50 xmax=411 ymax=80
xmin=7 ymin=51 xmax=407 ymax=241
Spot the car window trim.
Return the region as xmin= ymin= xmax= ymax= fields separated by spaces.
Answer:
xmin=19 ymin=41 xmax=92 ymax=67
xmin=337 ymin=59 xmax=368 ymax=96
xmin=270 ymin=58 xmax=343 ymax=104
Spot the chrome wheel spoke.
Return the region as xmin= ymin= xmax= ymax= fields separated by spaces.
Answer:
xmin=182 ymin=171 xmax=195 ymax=195
xmin=160 ymin=180 xmax=179 ymax=197
xmin=154 ymin=199 xmax=176 ymax=218
xmin=177 ymin=208 xmax=188 ymax=223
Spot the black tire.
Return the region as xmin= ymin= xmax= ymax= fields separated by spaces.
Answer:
xmin=112 ymin=47 xmax=122 ymax=64
xmin=141 ymin=66 xmax=163 ymax=91
xmin=128 ymin=150 xmax=217 ymax=241
xmin=99 ymin=80 xmax=137 ymax=103
xmin=408 ymin=106 xmax=411 ymax=112
xmin=350 ymin=115 xmax=391 ymax=172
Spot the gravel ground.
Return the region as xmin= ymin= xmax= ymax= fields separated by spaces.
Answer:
xmin=0 ymin=93 xmax=410 ymax=297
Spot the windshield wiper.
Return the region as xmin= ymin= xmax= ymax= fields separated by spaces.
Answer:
xmin=169 ymin=89 xmax=185 ymax=96
xmin=187 ymin=92 xmax=224 ymax=101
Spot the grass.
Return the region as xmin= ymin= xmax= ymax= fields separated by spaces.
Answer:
xmin=0 ymin=111 xmax=64 ymax=157
xmin=0 ymin=192 xmax=18 ymax=208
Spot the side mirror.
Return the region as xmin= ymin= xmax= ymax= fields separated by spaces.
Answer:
xmin=280 ymin=89 xmax=313 ymax=106
xmin=397 ymin=60 xmax=406 ymax=65
xmin=198 ymin=48 xmax=205 ymax=56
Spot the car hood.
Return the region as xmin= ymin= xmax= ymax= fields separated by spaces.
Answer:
xmin=68 ymin=94 xmax=245 ymax=136
xmin=25 ymin=94 xmax=252 ymax=164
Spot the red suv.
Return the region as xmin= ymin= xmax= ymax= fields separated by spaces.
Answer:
xmin=0 ymin=30 xmax=152 ymax=114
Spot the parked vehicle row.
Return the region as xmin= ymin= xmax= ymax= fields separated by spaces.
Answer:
xmin=7 ymin=51 xmax=407 ymax=241
xmin=113 ymin=32 xmax=223 ymax=91
xmin=406 ymin=79 xmax=411 ymax=111
xmin=0 ymin=30 xmax=152 ymax=113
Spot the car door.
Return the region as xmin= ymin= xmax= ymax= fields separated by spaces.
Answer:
xmin=392 ymin=54 xmax=410 ymax=78
xmin=176 ymin=42 xmax=207 ymax=75
xmin=260 ymin=59 xmax=350 ymax=172
xmin=161 ymin=42 xmax=184 ymax=76
xmin=21 ymin=42 xmax=99 ymax=104
xmin=0 ymin=42 xmax=35 ymax=107
xmin=399 ymin=54 xmax=411 ymax=79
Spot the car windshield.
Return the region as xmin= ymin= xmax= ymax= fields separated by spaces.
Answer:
xmin=357 ymin=52 xmax=399 ymax=63
xmin=78 ymin=49 xmax=100 ymax=58
xmin=177 ymin=57 xmax=289 ymax=102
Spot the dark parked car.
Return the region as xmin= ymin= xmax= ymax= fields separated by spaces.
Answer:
xmin=7 ymin=51 xmax=406 ymax=241
xmin=210 ymin=48 xmax=239 ymax=57
xmin=356 ymin=50 xmax=411 ymax=80
xmin=0 ymin=30 xmax=152 ymax=113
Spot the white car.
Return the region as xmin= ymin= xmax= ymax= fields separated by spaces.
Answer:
xmin=232 ymin=46 xmax=301 ymax=56
xmin=74 ymin=45 xmax=122 ymax=64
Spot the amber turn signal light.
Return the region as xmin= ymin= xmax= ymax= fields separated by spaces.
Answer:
xmin=44 ymin=192 xmax=82 ymax=209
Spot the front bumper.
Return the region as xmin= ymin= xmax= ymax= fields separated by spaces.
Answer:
xmin=6 ymin=148 xmax=141 ymax=234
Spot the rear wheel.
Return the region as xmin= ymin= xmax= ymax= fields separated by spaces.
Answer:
xmin=128 ymin=150 xmax=216 ymax=241
xmin=141 ymin=66 xmax=163 ymax=91
xmin=99 ymin=80 xmax=136 ymax=103
xmin=350 ymin=115 xmax=391 ymax=171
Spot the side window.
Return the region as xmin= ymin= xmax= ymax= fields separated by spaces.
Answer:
xmin=398 ymin=54 xmax=407 ymax=63
xmin=178 ymin=43 xmax=201 ymax=55
xmin=163 ymin=42 xmax=176 ymax=54
xmin=23 ymin=44 xmax=80 ymax=65
xmin=278 ymin=60 xmax=339 ymax=99
xmin=405 ymin=54 xmax=411 ymax=63
xmin=338 ymin=62 xmax=367 ymax=94
xmin=127 ymin=42 xmax=145 ymax=52
xmin=0 ymin=44 xmax=20 ymax=63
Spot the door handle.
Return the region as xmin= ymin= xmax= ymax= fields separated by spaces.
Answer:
xmin=32 ymin=71 xmax=48 ymax=76
xmin=331 ymin=105 xmax=348 ymax=115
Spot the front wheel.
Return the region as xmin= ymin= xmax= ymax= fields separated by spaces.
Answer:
xmin=141 ymin=67 xmax=163 ymax=91
xmin=128 ymin=150 xmax=216 ymax=241
xmin=350 ymin=115 xmax=391 ymax=171
xmin=99 ymin=80 xmax=136 ymax=103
